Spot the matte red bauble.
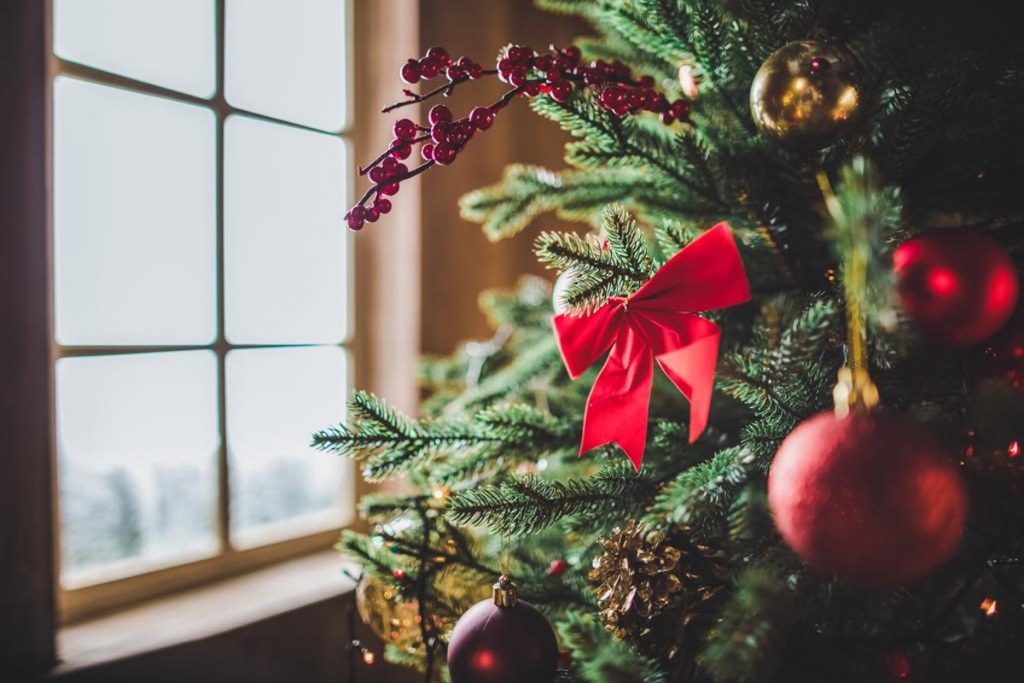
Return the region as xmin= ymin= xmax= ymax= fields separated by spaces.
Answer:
xmin=447 ymin=577 xmax=558 ymax=683
xmin=893 ymin=231 xmax=1019 ymax=346
xmin=768 ymin=411 xmax=967 ymax=585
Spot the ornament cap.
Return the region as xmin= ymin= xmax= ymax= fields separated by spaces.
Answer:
xmin=492 ymin=575 xmax=518 ymax=607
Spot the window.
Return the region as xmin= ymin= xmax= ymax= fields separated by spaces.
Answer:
xmin=51 ymin=0 xmax=355 ymax=622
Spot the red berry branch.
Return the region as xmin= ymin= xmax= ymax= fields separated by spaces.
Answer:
xmin=345 ymin=44 xmax=692 ymax=231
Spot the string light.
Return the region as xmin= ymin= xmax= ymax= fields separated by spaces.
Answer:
xmin=1008 ymin=441 xmax=1020 ymax=459
xmin=980 ymin=597 xmax=999 ymax=617
xmin=361 ymin=649 xmax=376 ymax=665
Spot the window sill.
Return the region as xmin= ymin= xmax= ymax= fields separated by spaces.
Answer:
xmin=51 ymin=550 xmax=356 ymax=676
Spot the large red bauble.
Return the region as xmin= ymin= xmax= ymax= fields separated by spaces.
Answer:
xmin=768 ymin=411 xmax=967 ymax=585
xmin=893 ymin=231 xmax=1019 ymax=346
xmin=447 ymin=597 xmax=558 ymax=683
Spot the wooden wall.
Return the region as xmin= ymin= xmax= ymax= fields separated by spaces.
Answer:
xmin=419 ymin=0 xmax=589 ymax=354
xmin=0 ymin=0 xmax=58 ymax=678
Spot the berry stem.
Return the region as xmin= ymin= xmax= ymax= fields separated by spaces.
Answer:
xmin=382 ymin=70 xmax=499 ymax=113
xmin=357 ymin=160 xmax=436 ymax=207
xmin=358 ymin=134 xmax=430 ymax=176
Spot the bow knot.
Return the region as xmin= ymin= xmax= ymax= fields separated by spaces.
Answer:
xmin=552 ymin=223 xmax=750 ymax=470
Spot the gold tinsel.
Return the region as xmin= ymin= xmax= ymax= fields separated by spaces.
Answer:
xmin=589 ymin=520 xmax=729 ymax=661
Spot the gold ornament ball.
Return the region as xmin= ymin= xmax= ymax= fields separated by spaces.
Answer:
xmin=749 ymin=41 xmax=863 ymax=149
xmin=356 ymin=574 xmax=424 ymax=651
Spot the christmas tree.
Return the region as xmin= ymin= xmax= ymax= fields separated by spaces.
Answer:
xmin=317 ymin=2 xmax=1024 ymax=681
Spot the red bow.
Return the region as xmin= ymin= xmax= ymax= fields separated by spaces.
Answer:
xmin=552 ymin=223 xmax=750 ymax=470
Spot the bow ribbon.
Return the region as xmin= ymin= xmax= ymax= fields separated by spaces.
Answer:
xmin=553 ymin=223 xmax=751 ymax=470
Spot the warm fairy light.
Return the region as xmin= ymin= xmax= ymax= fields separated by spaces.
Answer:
xmin=980 ymin=597 xmax=998 ymax=616
xmin=432 ymin=485 xmax=451 ymax=500
xmin=1009 ymin=441 xmax=1020 ymax=459
xmin=362 ymin=649 xmax=376 ymax=665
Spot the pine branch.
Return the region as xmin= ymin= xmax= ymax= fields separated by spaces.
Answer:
xmin=446 ymin=464 xmax=652 ymax=536
xmin=557 ymin=611 xmax=668 ymax=683
xmin=645 ymin=446 xmax=757 ymax=530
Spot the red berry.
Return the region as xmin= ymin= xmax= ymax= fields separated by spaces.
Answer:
xmin=669 ymin=99 xmax=691 ymax=120
xmin=583 ymin=68 xmax=602 ymax=86
xmin=390 ymin=142 xmax=412 ymax=160
xmin=393 ymin=118 xmax=417 ymax=141
xmin=524 ymin=82 xmax=541 ymax=97
xmin=418 ymin=59 xmax=439 ymax=79
xmin=392 ymin=568 xmax=406 ymax=580
xmin=548 ymin=559 xmax=569 ymax=576
xmin=457 ymin=56 xmax=473 ymax=69
xmin=661 ymin=111 xmax=675 ymax=125
xmin=535 ymin=55 xmax=554 ymax=70
xmin=348 ymin=205 xmax=366 ymax=221
xmin=368 ymin=166 xmax=386 ymax=183
xmin=426 ymin=46 xmax=450 ymax=66
xmin=347 ymin=215 xmax=364 ymax=231
xmin=431 ymin=121 xmax=450 ymax=144
xmin=364 ymin=206 xmax=380 ymax=223
xmin=652 ymin=94 xmax=670 ymax=113
xmin=509 ymin=68 xmax=528 ymax=87
xmin=400 ymin=59 xmax=420 ymax=84
xmin=469 ymin=107 xmax=494 ymax=130
xmin=507 ymin=46 xmax=527 ymax=62
xmin=545 ymin=68 xmax=562 ymax=83
xmin=421 ymin=143 xmax=434 ymax=161
xmin=392 ymin=162 xmax=409 ymax=177
xmin=497 ymin=57 xmax=511 ymax=72
xmin=380 ymin=182 xmax=399 ymax=196
xmin=561 ymin=45 xmax=581 ymax=63
xmin=468 ymin=64 xmax=483 ymax=79
xmin=375 ymin=198 xmax=392 ymax=214
xmin=432 ymin=143 xmax=457 ymax=165
xmin=643 ymin=89 xmax=660 ymax=110
xmin=381 ymin=156 xmax=399 ymax=173
xmin=600 ymin=86 xmax=625 ymax=107
xmin=446 ymin=65 xmax=464 ymax=80
xmin=627 ymin=89 xmax=646 ymax=109
xmin=429 ymin=104 xmax=453 ymax=126
xmin=639 ymin=74 xmax=655 ymax=88
xmin=550 ymin=80 xmax=572 ymax=102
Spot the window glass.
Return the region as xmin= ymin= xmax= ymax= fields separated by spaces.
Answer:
xmin=225 ymin=0 xmax=348 ymax=131
xmin=54 ymin=0 xmax=216 ymax=98
xmin=54 ymin=77 xmax=216 ymax=346
xmin=57 ymin=351 xmax=220 ymax=587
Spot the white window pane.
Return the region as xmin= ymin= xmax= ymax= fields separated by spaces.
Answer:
xmin=225 ymin=0 xmax=348 ymax=131
xmin=224 ymin=115 xmax=349 ymax=344
xmin=54 ymin=0 xmax=216 ymax=98
xmin=57 ymin=351 xmax=220 ymax=587
xmin=54 ymin=77 xmax=217 ymax=346
xmin=227 ymin=347 xmax=352 ymax=548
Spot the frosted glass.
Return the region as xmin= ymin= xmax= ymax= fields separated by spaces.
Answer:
xmin=57 ymin=351 xmax=220 ymax=586
xmin=225 ymin=0 xmax=348 ymax=131
xmin=224 ymin=115 xmax=349 ymax=344
xmin=54 ymin=77 xmax=217 ymax=346
xmin=226 ymin=347 xmax=352 ymax=547
xmin=54 ymin=0 xmax=216 ymax=98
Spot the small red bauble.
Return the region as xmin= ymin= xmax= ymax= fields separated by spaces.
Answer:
xmin=884 ymin=653 xmax=911 ymax=680
xmin=447 ymin=581 xmax=558 ymax=683
xmin=893 ymin=231 xmax=1019 ymax=346
xmin=392 ymin=568 xmax=406 ymax=580
xmin=768 ymin=411 xmax=967 ymax=585
xmin=547 ymin=558 xmax=568 ymax=576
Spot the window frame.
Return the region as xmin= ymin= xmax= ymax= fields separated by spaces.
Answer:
xmin=49 ymin=0 xmax=364 ymax=624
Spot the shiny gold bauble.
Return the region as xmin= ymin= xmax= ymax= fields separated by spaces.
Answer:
xmin=749 ymin=40 xmax=863 ymax=149
xmin=355 ymin=574 xmax=424 ymax=651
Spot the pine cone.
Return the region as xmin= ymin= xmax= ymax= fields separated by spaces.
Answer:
xmin=589 ymin=520 xmax=729 ymax=662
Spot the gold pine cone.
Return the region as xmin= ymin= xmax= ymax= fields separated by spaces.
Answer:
xmin=588 ymin=520 xmax=729 ymax=661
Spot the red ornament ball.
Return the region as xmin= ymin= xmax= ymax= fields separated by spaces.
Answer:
xmin=768 ymin=411 xmax=967 ymax=585
xmin=447 ymin=594 xmax=558 ymax=683
xmin=884 ymin=652 xmax=911 ymax=680
xmin=893 ymin=231 xmax=1019 ymax=346
xmin=547 ymin=558 xmax=568 ymax=576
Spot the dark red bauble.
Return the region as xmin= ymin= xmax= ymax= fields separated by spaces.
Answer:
xmin=893 ymin=231 xmax=1019 ymax=346
xmin=447 ymin=597 xmax=558 ymax=683
xmin=768 ymin=411 xmax=967 ymax=585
